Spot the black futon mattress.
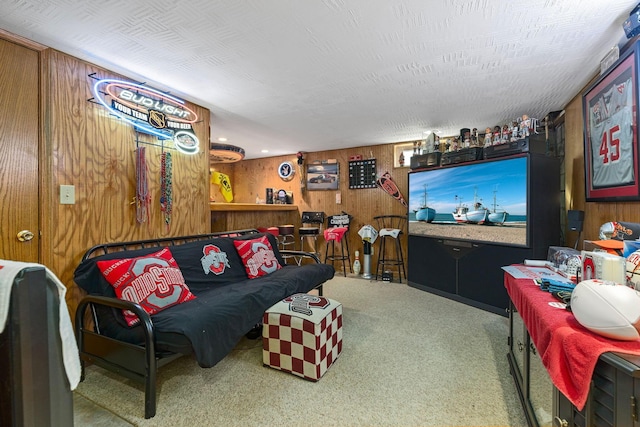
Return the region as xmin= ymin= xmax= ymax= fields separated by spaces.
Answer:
xmin=74 ymin=233 xmax=335 ymax=368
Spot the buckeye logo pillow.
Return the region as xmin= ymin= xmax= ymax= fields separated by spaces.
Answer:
xmin=97 ymin=247 xmax=195 ymax=326
xmin=233 ymin=235 xmax=282 ymax=279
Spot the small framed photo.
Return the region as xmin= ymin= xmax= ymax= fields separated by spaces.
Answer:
xmin=306 ymin=162 xmax=339 ymax=190
xmin=583 ymin=42 xmax=640 ymax=201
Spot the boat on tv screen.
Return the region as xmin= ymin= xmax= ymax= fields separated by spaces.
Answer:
xmin=408 ymin=156 xmax=528 ymax=247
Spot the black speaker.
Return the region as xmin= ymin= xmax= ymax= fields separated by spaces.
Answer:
xmin=568 ymin=210 xmax=585 ymax=232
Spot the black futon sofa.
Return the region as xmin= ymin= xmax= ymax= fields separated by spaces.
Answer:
xmin=73 ymin=229 xmax=335 ymax=418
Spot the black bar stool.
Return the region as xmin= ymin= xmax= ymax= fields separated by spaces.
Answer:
xmin=374 ymin=215 xmax=407 ymax=283
xmin=324 ymin=213 xmax=353 ymax=276
xmin=277 ymin=224 xmax=296 ymax=264
xmin=299 ymin=212 xmax=324 ymax=256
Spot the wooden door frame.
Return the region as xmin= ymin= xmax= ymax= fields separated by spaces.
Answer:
xmin=0 ymin=29 xmax=51 ymax=265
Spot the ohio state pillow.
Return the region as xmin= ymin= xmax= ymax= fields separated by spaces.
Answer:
xmin=233 ymin=235 xmax=282 ymax=279
xmin=97 ymin=247 xmax=195 ymax=326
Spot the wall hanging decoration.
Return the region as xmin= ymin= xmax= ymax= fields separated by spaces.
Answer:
xmin=306 ymin=161 xmax=339 ymax=190
xmin=211 ymin=171 xmax=233 ymax=202
xmin=89 ymin=75 xmax=200 ymax=155
xmin=278 ymin=161 xmax=295 ymax=181
xmin=297 ymin=152 xmax=306 ymax=190
xmin=348 ymin=158 xmax=377 ymax=189
xmin=376 ymin=171 xmax=407 ymax=207
xmin=134 ymin=146 xmax=151 ymax=224
xmin=160 ymin=152 xmax=173 ymax=230
xmin=583 ymin=41 xmax=640 ymax=201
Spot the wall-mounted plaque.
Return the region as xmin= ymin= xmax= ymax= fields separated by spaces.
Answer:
xmin=278 ymin=161 xmax=295 ymax=181
xmin=348 ymin=159 xmax=377 ymax=189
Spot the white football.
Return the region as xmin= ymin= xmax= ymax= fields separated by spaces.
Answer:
xmin=570 ymin=279 xmax=640 ymax=341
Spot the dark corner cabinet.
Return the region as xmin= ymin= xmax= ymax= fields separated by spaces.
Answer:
xmin=509 ymin=301 xmax=640 ymax=427
xmin=508 ymin=302 xmax=554 ymax=426
xmin=554 ymin=353 xmax=640 ymax=427
xmin=407 ymin=153 xmax=561 ymax=315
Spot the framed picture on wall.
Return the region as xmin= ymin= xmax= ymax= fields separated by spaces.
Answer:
xmin=583 ymin=42 xmax=640 ymax=201
xmin=306 ymin=162 xmax=339 ymax=190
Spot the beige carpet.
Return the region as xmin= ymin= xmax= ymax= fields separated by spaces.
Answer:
xmin=75 ymin=276 xmax=528 ymax=426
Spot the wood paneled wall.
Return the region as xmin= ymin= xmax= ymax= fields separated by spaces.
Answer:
xmin=6 ymin=28 xmax=636 ymax=317
xmin=212 ymin=145 xmax=410 ymax=271
xmin=42 ymin=50 xmax=210 ymax=315
xmin=37 ymin=47 xmax=640 ymax=314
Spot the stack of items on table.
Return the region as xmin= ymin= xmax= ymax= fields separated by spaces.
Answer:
xmin=547 ymin=221 xmax=640 ymax=288
xmin=539 ymin=221 xmax=640 ymax=341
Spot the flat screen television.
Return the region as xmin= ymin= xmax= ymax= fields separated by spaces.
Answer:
xmin=408 ymin=155 xmax=529 ymax=247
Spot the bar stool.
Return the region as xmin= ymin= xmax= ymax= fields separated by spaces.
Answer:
xmin=299 ymin=212 xmax=325 ymax=256
xmin=277 ymin=224 xmax=296 ymax=264
xmin=258 ymin=226 xmax=280 ymax=237
xmin=324 ymin=213 xmax=353 ymax=276
xmin=374 ymin=215 xmax=407 ymax=283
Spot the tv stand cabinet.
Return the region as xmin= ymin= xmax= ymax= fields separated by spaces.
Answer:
xmin=408 ymin=237 xmax=537 ymax=314
xmin=407 ymin=153 xmax=560 ymax=314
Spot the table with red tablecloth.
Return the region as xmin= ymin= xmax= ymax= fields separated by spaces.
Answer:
xmin=504 ymin=265 xmax=640 ymax=410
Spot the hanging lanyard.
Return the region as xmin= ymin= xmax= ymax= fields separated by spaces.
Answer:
xmin=160 ymin=151 xmax=173 ymax=230
xmin=135 ymin=146 xmax=151 ymax=224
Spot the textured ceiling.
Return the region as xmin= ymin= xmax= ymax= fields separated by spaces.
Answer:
xmin=1 ymin=0 xmax=637 ymax=159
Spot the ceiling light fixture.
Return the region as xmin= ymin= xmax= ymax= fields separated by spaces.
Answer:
xmin=210 ymin=142 xmax=245 ymax=163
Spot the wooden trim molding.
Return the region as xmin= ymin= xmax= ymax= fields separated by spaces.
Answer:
xmin=0 ymin=29 xmax=48 ymax=51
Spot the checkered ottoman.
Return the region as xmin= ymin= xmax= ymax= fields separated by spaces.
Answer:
xmin=262 ymin=293 xmax=342 ymax=381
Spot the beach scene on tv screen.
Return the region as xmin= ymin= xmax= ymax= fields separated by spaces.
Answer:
xmin=408 ymin=156 xmax=528 ymax=246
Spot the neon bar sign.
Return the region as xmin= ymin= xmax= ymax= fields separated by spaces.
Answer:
xmin=93 ymin=79 xmax=200 ymax=154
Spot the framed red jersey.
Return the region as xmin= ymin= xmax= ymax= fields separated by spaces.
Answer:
xmin=583 ymin=40 xmax=640 ymax=201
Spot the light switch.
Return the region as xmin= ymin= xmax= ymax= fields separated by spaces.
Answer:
xmin=60 ymin=185 xmax=75 ymax=204
xmin=336 ymin=191 xmax=341 ymax=204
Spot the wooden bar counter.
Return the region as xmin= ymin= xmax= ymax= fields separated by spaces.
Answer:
xmin=210 ymin=203 xmax=299 ymax=232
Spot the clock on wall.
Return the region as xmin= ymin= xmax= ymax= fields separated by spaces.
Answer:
xmin=278 ymin=161 xmax=295 ymax=181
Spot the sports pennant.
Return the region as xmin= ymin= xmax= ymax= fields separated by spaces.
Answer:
xmin=376 ymin=171 xmax=407 ymax=207
xmin=211 ymin=171 xmax=234 ymax=202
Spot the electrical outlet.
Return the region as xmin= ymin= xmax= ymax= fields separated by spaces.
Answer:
xmin=60 ymin=185 xmax=75 ymax=204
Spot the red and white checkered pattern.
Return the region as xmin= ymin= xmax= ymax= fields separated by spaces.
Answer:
xmin=262 ymin=294 xmax=342 ymax=381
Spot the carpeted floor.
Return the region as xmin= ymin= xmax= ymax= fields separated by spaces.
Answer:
xmin=74 ymin=276 xmax=528 ymax=426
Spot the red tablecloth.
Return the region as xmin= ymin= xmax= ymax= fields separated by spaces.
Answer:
xmin=504 ymin=266 xmax=640 ymax=410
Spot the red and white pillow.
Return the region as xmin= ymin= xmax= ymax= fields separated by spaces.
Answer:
xmin=233 ymin=235 xmax=282 ymax=279
xmin=97 ymin=247 xmax=195 ymax=326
